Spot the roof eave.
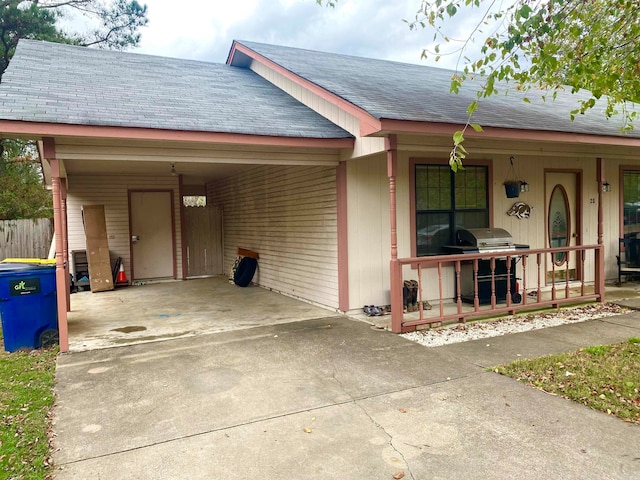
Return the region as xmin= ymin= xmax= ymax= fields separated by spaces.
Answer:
xmin=369 ymin=119 xmax=640 ymax=147
xmin=0 ymin=120 xmax=355 ymax=149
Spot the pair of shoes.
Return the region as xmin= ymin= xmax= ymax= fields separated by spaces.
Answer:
xmin=363 ymin=305 xmax=382 ymax=316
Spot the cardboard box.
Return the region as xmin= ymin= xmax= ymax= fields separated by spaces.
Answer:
xmin=82 ymin=205 xmax=114 ymax=292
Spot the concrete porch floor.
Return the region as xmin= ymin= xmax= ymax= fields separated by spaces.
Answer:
xmin=67 ymin=276 xmax=339 ymax=352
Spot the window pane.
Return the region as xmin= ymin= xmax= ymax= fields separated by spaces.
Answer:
xmin=623 ymin=171 xmax=640 ymax=236
xmin=416 ymin=165 xmax=451 ymax=211
xmin=416 ymin=212 xmax=451 ymax=255
xmin=454 ymin=167 xmax=487 ymax=209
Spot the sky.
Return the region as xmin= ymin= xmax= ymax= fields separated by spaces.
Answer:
xmin=126 ymin=0 xmax=480 ymax=70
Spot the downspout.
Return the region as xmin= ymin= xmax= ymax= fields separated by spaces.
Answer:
xmin=596 ymin=157 xmax=605 ymax=302
xmin=43 ymin=138 xmax=69 ymax=352
xmin=387 ymin=135 xmax=403 ymax=333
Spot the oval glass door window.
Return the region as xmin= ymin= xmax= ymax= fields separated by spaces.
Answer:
xmin=548 ymin=184 xmax=570 ymax=265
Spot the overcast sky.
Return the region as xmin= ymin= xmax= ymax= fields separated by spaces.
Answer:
xmin=128 ymin=0 xmax=479 ymax=70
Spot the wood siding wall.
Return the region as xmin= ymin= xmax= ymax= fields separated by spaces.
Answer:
xmin=66 ymin=175 xmax=182 ymax=281
xmin=248 ymin=61 xmax=385 ymax=159
xmin=0 ymin=218 xmax=53 ymax=259
xmin=207 ymin=165 xmax=339 ymax=309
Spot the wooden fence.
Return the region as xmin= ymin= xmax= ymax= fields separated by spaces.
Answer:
xmin=0 ymin=218 xmax=54 ymax=260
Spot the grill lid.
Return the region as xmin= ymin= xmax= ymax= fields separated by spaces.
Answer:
xmin=456 ymin=228 xmax=514 ymax=250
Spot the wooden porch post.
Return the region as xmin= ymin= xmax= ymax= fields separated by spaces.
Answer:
xmin=43 ymin=138 xmax=69 ymax=352
xmin=61 ymin=177 xmax=70 ymax=312
xmin=596 ymin=157 xmax=605 ymax=302
xmin=387 ymin=135 xmax=403 ymax=332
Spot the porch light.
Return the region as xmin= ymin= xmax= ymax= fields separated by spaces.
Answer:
xmin=519 ymin=180 xmax=529 ymax=193
xmin=602 ymin=181 xmax=611 ymax=193
xmin=170 ymin=163 xmax=177 ymax=176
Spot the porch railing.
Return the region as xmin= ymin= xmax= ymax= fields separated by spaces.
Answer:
xmin=390 ymin=244 xmax=605 ymax=333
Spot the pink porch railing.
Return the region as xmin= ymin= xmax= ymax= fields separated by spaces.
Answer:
xmin=390 ymin=245 xmax=605 ymax=333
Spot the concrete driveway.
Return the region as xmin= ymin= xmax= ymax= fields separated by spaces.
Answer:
xmin=53 ymin=313 xmax=640 ymax=479
xmin=67 ymin=276 xmax=337 ymax=351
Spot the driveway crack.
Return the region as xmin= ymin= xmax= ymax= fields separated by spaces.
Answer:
xmin=330 ymin=372 xmax=416 ymax=480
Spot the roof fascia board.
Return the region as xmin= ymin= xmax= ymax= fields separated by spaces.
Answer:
xmin=228 ymin=41 xmax=382 ymax=138
xmin=377 ymin=119 xmax=640 ymax=148
xmin=0 ymin=120 xmax=354 ymax=149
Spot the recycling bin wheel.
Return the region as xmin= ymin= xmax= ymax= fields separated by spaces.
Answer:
xmin=39 ymin=329 xmax=59 ymax=348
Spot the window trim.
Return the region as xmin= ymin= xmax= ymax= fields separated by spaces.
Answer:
xmin=409 ymin=157 xmax=494 ymax=258
xmin=620 ymin=165 xmax=640 ymax=238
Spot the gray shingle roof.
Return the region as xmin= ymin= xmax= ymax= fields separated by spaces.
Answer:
xmin=0 ymin=40 xmax=352 ymax=139
xmin=236 ymin=40 xmax=640 ymax=139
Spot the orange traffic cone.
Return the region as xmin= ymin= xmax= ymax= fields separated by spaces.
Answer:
xmin=116 ymin=262 xmax=129 ymax=287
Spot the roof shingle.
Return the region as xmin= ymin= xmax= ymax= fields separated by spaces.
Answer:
xmin=236 ymin=40 xmax=640 ymax=139
xmin=0 ymin=40 xmax=352 ymax=139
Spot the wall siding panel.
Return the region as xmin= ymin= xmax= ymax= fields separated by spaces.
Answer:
xmin=66 ymin=175 xmax=182 ymax=282
xmin=208 ymin=165 xmax=339 ymax=309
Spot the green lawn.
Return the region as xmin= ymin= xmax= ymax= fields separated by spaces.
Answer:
xmin=495 ymin=337 xmax=640 ymax=424
xmin=0 ymin=331 xmax=57 ymax=480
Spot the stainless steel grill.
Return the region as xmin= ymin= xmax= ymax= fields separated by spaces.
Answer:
xmin=456 ymin=227 xmax=516 ymax=253
xmin=444 ymin=227 xmax=527 ymax=305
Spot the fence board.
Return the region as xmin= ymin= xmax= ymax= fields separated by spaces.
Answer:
xmin=0 ymin=218 xmax=54 ymax=260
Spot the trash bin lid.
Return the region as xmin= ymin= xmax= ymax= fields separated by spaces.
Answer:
xmin=0 ymin=262 xmax=55 ymax=273
xmin=2 ymin=258 xmax=56 ymax=265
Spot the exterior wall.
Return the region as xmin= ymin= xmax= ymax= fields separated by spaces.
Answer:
xmin=249 ymin=61 xmax=385 ymax=159
xmin=345 ymin=148 xmax=625 ymax=310
xmin=207 ymin=165 xmax=339 ymax=309
xmin=66 ymin=175 xmax=182 ymax=282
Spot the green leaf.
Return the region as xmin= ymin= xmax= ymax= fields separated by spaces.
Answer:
xmin=470 ymin=123 xmax=483 ymax=132
xmin=467 ymin=100 xmax=479 ymax=115
xmin=446 ymin=4 xmax=457 ymax=17
xmin=453 ymin=130 xmax=465 ymax=145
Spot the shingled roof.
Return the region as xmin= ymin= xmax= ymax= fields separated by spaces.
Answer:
xmin=0 ymin=40 xmax=352 ymax=139
xmin=233 ymin=40 xmax=640 ymax=139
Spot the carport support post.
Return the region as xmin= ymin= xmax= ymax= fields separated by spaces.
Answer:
xmin=386 ymin=135 xmax=403 ymax=333
xmin=44 ymin=138 xmax=69 ymax=353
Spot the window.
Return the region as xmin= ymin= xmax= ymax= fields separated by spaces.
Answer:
xmin=414 ymin=163 xmax=489 ymax=255
xmin=623 ymin=170 xmax=640 ymax=237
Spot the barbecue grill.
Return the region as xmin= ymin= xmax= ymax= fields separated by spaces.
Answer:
xmin=445 ymin=228 xmax=529 ymax=304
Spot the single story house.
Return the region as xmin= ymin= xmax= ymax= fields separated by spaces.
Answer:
xmin=1 ymin=39 xmax=639 ymax=352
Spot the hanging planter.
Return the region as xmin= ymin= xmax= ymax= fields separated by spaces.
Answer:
xmin=504 ymin=181 xmax=521 ymax=198
xmin=504 ymin=156 xmax=525 ymax=198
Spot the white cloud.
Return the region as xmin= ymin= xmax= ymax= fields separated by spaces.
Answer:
xmin=132 ymin=0 xmax=462 ymax=68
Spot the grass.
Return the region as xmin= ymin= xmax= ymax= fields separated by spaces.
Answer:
xmin=0 ymin=331 xmax=57 ymax=480
xmin=495 ymin=337 xmax=640 ymax=424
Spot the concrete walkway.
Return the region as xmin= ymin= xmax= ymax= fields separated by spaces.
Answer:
xmin=53 ymin=312 xmax=640 ymax=479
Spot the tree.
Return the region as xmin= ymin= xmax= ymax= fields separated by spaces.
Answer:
xmin=0 ymin=0 xmax=148 ymax=218
xmin=318 ymin=1 xmax=640 ymax=169
xmin=0 ymin=140 xmax=53 ymax=219
xmin=1 ymin=0 xmax=148 ymax=80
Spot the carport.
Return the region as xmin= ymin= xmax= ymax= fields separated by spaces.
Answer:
xmin=67 ymin=277 xmax=340 ymax=351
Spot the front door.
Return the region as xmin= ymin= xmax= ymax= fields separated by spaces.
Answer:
xmin=545 ymin=171 xmax=580 ymax=283
xmin=130 ymin=191 xmax=175 ymax=280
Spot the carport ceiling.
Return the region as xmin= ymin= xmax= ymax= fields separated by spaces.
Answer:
xmin=62 ymin=158 xmax=250 ymax=183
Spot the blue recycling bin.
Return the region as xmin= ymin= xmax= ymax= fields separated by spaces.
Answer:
xmin=0 ymin=262 xmax=58 ymax=352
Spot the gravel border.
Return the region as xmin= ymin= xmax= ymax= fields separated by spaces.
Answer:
xmin=401 ymin=303 xmax=628 ymax=348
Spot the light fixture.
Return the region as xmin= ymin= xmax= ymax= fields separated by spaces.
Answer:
xmin=519 ymin=180 xmax=529 ymax=193
xmin=170 ymin=163 xmax=177 ymax=176
xmin=602 ymin=181 xmax=611 ymax=193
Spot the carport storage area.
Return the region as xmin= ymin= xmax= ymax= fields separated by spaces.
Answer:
xmin=67 ymin=276 xmax=338 ymax=351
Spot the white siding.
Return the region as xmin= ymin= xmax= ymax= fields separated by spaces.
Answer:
xmin=66 ymin=175 xmax=182 ymax=282
xmin=207 ymin=165 xmax=339 ymax=309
